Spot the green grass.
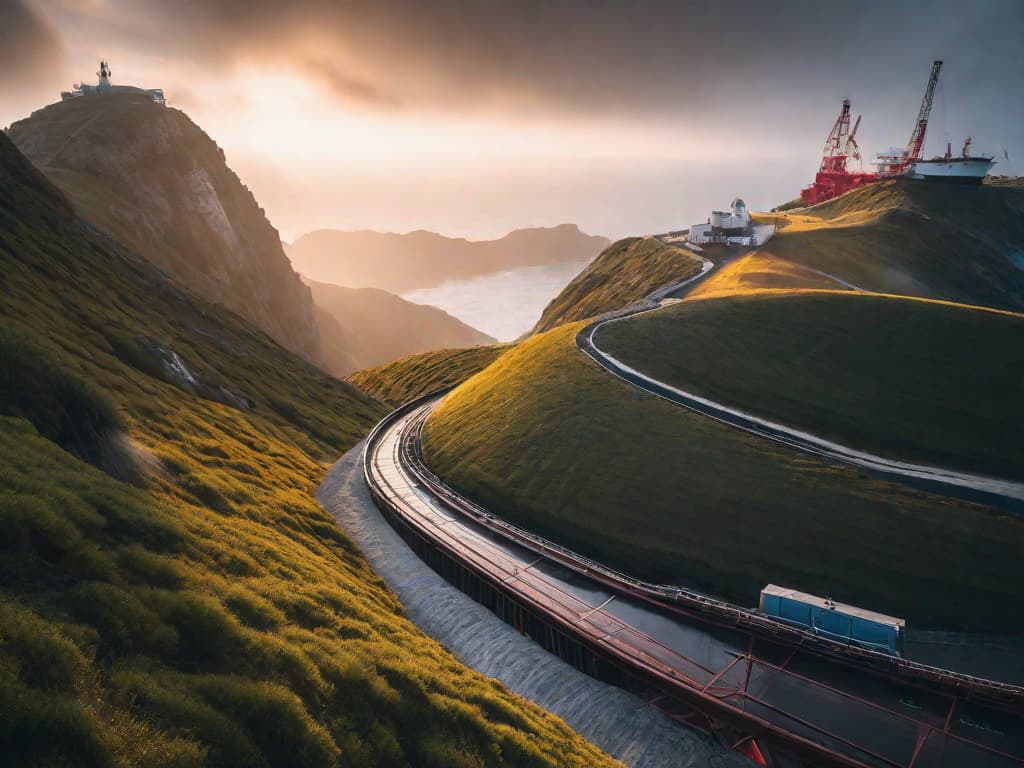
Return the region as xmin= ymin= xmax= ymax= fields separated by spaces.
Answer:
xmin=347 ymin=345 xmax=512 ymax=406
xmin=597 ymin=291 xmax=1024 ymax=481
xmin=0 ymin=134 xmax=619 ymax=768
xmin=423 ymin=323 xmax=1024 ymax=633
xmin=531 ymin=237 xmax=703 ymax=334
xmin=758 ymin=180 xmax=1024 ymax=312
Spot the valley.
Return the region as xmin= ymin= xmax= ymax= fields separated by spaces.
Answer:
xmin=4 ymin=18 xmax=1024 ymax=766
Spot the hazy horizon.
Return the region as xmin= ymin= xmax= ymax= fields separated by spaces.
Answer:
xmin=3 ymin=0 xmax=1022 ymax=241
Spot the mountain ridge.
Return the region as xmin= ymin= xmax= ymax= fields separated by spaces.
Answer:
xmin=7 ymin=92 xmax=324 ymax=364
xmin=307 ymin=278 xmax=495 ymax=376
xmin=286 ymin=223 xmax=609 ymax=294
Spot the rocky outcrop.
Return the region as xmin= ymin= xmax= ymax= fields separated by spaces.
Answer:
xmin=8 ymin=93 xmax=323 ymax=363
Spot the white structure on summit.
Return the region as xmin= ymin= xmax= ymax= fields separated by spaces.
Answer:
xmin=61 ymin=60 xmax=165 ymax=105
xmin=687 ymin=197 xmax=775 ymax=247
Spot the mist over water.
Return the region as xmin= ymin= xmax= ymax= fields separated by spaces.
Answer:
xmin=402 ymin=260 xmax=591 ymax=341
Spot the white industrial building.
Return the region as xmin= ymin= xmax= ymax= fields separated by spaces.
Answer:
xmin=687 ymin=198 xmax=775 ymax=247
xmin=61 ymin=61 xmax=165 ymax=105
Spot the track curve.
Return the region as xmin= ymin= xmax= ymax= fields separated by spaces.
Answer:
xmin=362 ymin=394 xmax=1024 ymax=768
xmin=576 ymin=262 xmax=1024 ymax=511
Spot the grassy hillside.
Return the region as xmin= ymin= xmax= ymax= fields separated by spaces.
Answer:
xmin=686 ymin=253 xmax=848 ymax=299
xmin=348 ymin=345 xmax=510 ymax=406
xmin=597 ymin=291 xmax=1024 ymax=481
xmin=8 ymin=93 xmax=323 ymax=364
xmin=758 ymin=181 xmax=1024 ymax=311
xmin=532 ymin=237 xmax=703 ymax=334
xmin=0 ymin=133 xmax=619 ymax=767
xmin=288 ymin=224 xmax=609 ymax=294
xmin=423 ymin=323 xmax=1023 ymax=633
xmin=307 ymin=279 xmax=495 ymax=377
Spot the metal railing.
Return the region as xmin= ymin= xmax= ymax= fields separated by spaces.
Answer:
xmin=371 ymin=400 xmax=1024 ymax=705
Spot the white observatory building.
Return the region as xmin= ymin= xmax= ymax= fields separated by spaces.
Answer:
xmin=61 ymin=60 xmax=165 ymax=105
xmin=687 ymin=197 xmax=775 ymax=247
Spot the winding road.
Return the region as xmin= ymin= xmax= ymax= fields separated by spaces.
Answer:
xmin=346 ymin=247 xmax=1024 ymax=766
xmin=576 ymin=255 xmax=1024 ymax=510
xmin=358 ymin=395 xmax=1024 ymax=768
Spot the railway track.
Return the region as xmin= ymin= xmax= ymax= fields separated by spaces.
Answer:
xmin=363 ymin=393 xmax=1024 ymax=768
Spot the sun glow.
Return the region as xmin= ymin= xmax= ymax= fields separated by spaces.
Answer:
xmin=187 ymin=67 xmax=791 ymax=176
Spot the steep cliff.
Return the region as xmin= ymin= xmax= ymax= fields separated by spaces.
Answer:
xmin=7 ymin=93 xmax=323 ymax=363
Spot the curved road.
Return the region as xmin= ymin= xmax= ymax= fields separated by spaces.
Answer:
xmin=362 ymin=397 xmax=1024 ymax=768
xmin=576 ymin=257 xmax=1024 ymax=510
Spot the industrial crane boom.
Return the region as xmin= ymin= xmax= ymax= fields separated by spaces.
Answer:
xmin=904 ymin=60 xmax=942 ymax=162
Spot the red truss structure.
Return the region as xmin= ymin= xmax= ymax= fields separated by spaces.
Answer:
xmin=801 ymin=99 xmax=879 ymax=206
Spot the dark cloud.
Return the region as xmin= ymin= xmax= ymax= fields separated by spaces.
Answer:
xmin=301 ymin=58 xmax=402 ymax=108
xmin=57 ymin=0 xmax=1024 ymax=120
xmin=36 ymin=0 xmax=1024 ymax=164
xmin=0 ymin=0 xmax=65 ymax=93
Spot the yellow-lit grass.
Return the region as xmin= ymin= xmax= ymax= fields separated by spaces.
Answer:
xmin=532 ymin=237 xmax=703 ymax=334
xmin=0 ymin=133 xmax=622 ymax=768
xmin=424 ymin=323 xmax=1023 ymax=632
xmin=348 ymin=344 xmax=512 ymax=406
xmin=687 ymin=253 xmax=847 ymax=299
xmin=599 ymin=290 xmax=1024 ymax=480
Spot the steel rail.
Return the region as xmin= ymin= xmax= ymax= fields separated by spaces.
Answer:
xmin=361 ymin=400 xmax=1024 ymax=767
xmin=397 ymin=403 xmax=1024 ymax=705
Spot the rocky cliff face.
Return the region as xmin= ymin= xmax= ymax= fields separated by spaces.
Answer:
xmin=7 ymin=93 xmax=322 ymax=363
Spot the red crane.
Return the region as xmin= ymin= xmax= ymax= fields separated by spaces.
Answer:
xmin=800 ymin=99 xmax=878 ymax=206
xmin=875 ymin=60 xmax=944 ymax=176
xmin=905 ymin=60 xmax=943 ymax=162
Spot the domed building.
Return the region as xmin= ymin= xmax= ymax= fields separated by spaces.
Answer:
xmin=687 ymin=196 xmax=775 ymax=247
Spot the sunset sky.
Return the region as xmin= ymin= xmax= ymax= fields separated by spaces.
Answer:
xmin=3 ymin=0 xmax=1022 ymax=241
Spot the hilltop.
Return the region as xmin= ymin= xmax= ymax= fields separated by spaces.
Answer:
xmin=422 ymin=320 xmax=1023 ymax=632
xmin=7 ymin=93 xmax=323 ymax=363
xmin=418 ymin=179 xmax=1024 ymax=634
xmin=287 ymin=224 xmax=609 ymax=294
xmin=758 ymin=180 xmax=1024 ymax=311
xmin=531 ymin=237 xmax=704 ymax=334
xmin=597 ymin=291 xmax=1024 ymax=482
xmin=0 ymin=131 xmax=619 ymax=767
xmin=529 ymin=181 xmax=1024 ymax=339
xmin=308 ymin=278 xmax=495 ymax=377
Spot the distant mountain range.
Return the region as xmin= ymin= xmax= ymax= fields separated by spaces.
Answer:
xmin=286 ymin=225 xmax=610 ymax=294
xmin=5 ymin=93 xmax=498 ymax=376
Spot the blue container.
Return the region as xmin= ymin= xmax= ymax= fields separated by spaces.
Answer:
xmin=759 ymin=585 xmax=904 ymax=656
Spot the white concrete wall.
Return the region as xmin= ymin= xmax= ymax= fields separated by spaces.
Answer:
xmin=752 ymin=223 xmax=776 ymax=246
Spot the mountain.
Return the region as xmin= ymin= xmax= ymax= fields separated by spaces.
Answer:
xmin=286 ymin=224 xmax=610 ymax=294
xmin=306 ymin=278 xmax=495 ymax=376
xmin=0 ymin=131 xmax=618 ymax=767
xmin=420 ymin=180 xmax=1024 ymax=634
xmin=6 ymin=93 xmax=323 ymax=364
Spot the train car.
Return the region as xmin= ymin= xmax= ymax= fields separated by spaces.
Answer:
xmin=759 ymin=584 xmax=905 ymax=656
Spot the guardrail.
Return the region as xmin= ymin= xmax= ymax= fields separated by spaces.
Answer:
xmin=359 ymin=373 xmax=1024 ymax=706
xmin=372 ymin=399 xmax=1024 ymax=706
